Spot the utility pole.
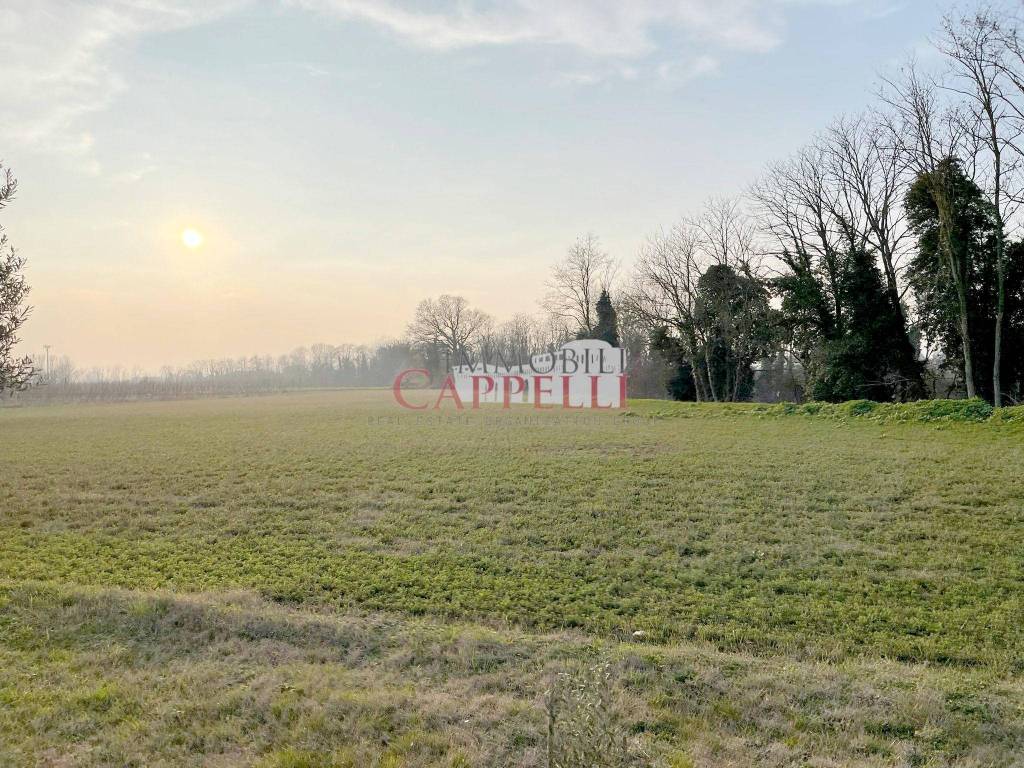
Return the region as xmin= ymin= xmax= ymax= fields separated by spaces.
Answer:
xmin=43 ymin=345 xmax=51 ymax=381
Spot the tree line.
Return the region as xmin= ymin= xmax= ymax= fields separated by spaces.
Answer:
xmin=6 ymin=343 xmax=427 ymax=403
xmin=409 ymin=6 xmax=1024 ymax=406
xmin=2 ymin=4 xmax=1022 ymax=406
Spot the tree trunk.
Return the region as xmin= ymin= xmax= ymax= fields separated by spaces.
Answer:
xmin=993 ymin=200 xmax=1005 ymax=408
xmin=994 ymin=263 xmax=1005 ymax=407
xmin=957 ymin=287 xmax=977 ymax=399
xmin=704 ymin=349 xmax=719 ymax=402
xmin=936 ymin=191 xmax=977 ymax=399
xmin=694 ymin=360 xmax=708 ymax=402
xmin=878 ymin=243 xmax=902 ymax=314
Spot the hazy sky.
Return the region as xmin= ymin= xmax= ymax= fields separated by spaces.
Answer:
xmin=3 ymin=0 xmax=947 ymax=370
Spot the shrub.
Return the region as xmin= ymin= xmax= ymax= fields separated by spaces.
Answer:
xmin=841 ymin=400 xmax=877 ymax=417
xmin=627 ymin=397 xmax=1008 ymax=425
xmin=993 ymin=405 xmax=1024 ymax=424
xmin=544 ymin=662 xmax=647 ymax=768
xmin=902 ymin=398 xmax=993 ymax=423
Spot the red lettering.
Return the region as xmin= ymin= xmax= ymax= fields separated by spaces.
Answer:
xmin=434 ymin=375 xmax=464 ymax=410
xmin=392 ymin=368 xmax=430 ymax=410
xmin=589 ymin=375 xmax=613 ymax=410
xmin=472 ymin=375 xmax=495 ymax=408
xmin=561 ymin=375 xmax=583 ymax=410
xmin=502 ymin=375 xmax=526 ymax=408
xmin=532 ymin=375 xmax=554 ymax=409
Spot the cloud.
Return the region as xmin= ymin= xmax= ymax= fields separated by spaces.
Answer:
xmin=2 ymin=0 xmax=846 ymax=171
xmin=553 ymin=63 xmax=643 ymax=88
xmin=0 ymin=1 xmax=244 ymax=171
xmin=553 ymin=55 xmax=719 ymax=89
xmin=296 ymin=0 xmax=822 ymax=93
xmin=657 ymin=54 xmax=721 ymax=86
xmin=864 ymin=3 xmax=905 ymax=21
xmin=294 ymin=0 xmax=792 ymax=56
xmin=554 ymin=71 xmax=606 ymax=87
xmin=113 ymin=153 xmax=159 ymax=184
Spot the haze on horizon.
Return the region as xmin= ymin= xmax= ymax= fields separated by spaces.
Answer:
xmin=3 ymin=0 xmax=945 ymax=371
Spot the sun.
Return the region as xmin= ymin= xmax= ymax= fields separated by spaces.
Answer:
xmin=181 ymin=228 xmax=204 ymax=249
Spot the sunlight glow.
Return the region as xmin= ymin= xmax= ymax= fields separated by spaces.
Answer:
xmin=181 ymin=228 xmax=204 ymax=249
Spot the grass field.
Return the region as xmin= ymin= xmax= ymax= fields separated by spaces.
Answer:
xmin=1 ymin=390 xmax=1022 ymax=766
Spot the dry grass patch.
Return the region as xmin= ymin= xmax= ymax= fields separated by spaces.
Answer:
xmin=0 ymin=583 xmax=1021 ymax=767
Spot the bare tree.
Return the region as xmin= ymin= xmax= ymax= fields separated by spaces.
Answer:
xmin=491 ymin=313 xmax=538 ymax=365
xmin=687 ymin=196 xmax=759 ymax=272
xmin=751 ymin=144 xmax=849 ymax=341
xmin=407 ymin=294 xmax=491 ymax=368
xmin=689 ymin=198 xmax=775 ymax=401
xmin=880 ymin=61 xmax=979 ymax=398
xmin=534 ymin=312 xmax=574 ymax=352
xmin=937 ymin=5 xmax=1023 ymax=405
xmin=824 ymin=113 xmax=916 ymax=308
xmin=47 ymin=354 xmax=77 ymax=387
xmin=543 ymin=234 xmax=616 ymax=337
xmin=624 ymin=198 xmax=772 ymax=402
xmin=623 ymin=225 xmax=710 ymax=399
xmin=0 ymin=163 xmax=33 ymax=393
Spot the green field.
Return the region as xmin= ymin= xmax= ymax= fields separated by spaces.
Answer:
xmin=1 ymin=391 xmax=1022 ymax=766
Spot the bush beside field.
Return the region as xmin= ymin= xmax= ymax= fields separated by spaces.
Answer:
xmin=626 ymin=397 xmax=1024 ymax=425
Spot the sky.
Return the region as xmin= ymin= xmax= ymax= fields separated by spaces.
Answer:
xmin=1 ymin=0 xmax=951 ymax=371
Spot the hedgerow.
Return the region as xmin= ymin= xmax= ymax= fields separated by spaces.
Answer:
xmin=626 ymin=397 xmax=1019 ymax=425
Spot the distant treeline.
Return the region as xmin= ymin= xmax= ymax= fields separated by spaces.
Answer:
xmin=10 ymin=332 xmax=680 ymax=404
xmin=6 ymin=343 xmax=427 ymax=404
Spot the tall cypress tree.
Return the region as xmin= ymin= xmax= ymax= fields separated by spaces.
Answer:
xmin=592 ymin=289 xmax=620 ymax=347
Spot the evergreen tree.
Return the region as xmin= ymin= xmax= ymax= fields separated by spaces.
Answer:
xmin=812 ymin=248 xmax=925 ymax=402
xmin=593 ymin=289 xmax=620 ymax=347
xmin=693 ymin=264 xmax=778 ymax=402
xmin=774 ymin=243 xmax=925 ymax=402
xmin=650 ymin=327 xmax=696 ymax=401
xmin=905 ymin=160 xmax=1024 ymax=402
